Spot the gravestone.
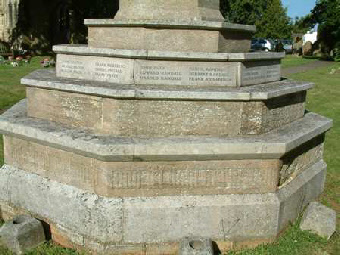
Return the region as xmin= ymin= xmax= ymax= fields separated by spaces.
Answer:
xmin=303 ymin=41 xmax=313 ymax=56
xmin=0 ymin=0 xmax=332 ymax=254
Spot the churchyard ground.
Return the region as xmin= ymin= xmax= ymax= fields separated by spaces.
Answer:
xmin=0 ymin=56 xmax=339 ymax=254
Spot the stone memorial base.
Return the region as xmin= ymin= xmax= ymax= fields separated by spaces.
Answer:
xmin=0 ymin=1 xmax=333 ymax=252
xmin=0 ymin=89 xmax=332 ymax=253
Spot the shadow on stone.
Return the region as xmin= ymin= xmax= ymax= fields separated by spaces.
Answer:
xmin=40 ymin=220 xmax=52 ymax=241
xmin=212 ymin=241 xmax=222 ymax=255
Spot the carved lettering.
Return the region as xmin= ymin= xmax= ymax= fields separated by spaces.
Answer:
xmin=242 ymin=61 xmax=281 ymax=84
xmin=109 ymin=168 xmax=272 ymax=190
xmin=60 ymin=60 xmax=85 ymax=75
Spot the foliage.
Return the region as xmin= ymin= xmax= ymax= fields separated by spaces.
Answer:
xmin=256 ymin=0 xmax=292 ymax=38
xmin=220 ymin=0 xmax=267 ymax=25
xmin=11 ymin=0 xmax=119 ymax=52
xmin=313 ymin=0 xmax=340 ymax=54
xmin=220 ymin=0 xmax=292 ymax=39
xmin=335 ymin=42 xmax=340 ymax=62
xmin=68 ymin=0 xmax=118 ymax=44
xmin=291 ymin=14 xmax=315 ymax=35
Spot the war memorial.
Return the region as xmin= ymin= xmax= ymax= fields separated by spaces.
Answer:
xmin=0 ymin=0 xmax=333 ymax=254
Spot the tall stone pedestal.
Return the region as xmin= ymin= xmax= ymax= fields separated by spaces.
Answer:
xmin=0 ymin=1 xmax=332 ymax=254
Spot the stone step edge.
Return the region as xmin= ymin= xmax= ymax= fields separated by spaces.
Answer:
xmin=21 ymin=69 xmax=314 ymax=101
xmin=53 ymin=45 xmax=285 ymax=61
xmin=84 ymin=19 xmax=257 ymax=33
xmin=0 ymin=160 xmax=327 ymax=245
xmin=0 ymin=100 xmax=332 ymax=162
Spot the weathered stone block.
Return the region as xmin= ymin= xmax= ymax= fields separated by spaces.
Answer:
xmin=0 ymin=215 xmax=45 ymax=254
xmin=280 ymin=135 xmax=324 ymax=186
xmin=300 ymin=202 xmax=336 ymax=239
xmin=0 ymin=160 xmax=327 ymax=254
xmin=88 ymin=26 xmax=252 ymax=53
xmin=114 ymin=0 xmax=224 ymax=21
xmin=276 ymin=161 xmax=327 ymax=231
xmin=4 ymin=136 xmax=281 ymax=196
xmin=179 ymin=237 xmax=214 ymax=255
xmin=0 ymin=165 xmax=124 ymax=244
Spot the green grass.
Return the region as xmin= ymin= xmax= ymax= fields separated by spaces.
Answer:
xmin=0 ymin=57 xmax=50 ymax=166
xmin=0 ymin=57 xmax=48 ymax=112
xmin=0 ymin=57 xmax=339 ymax=254
xmin=0 ymin=242 xmax=83 ymax=255
xmin=290 ymin=63 xmax=340 ymax=225
xmin=226 ymin=220 xmax=333 ymax=255
xmin=281 ymin=55 xmax=318 ymax=69
xmin=226 ymin=62 xmax=340 ymax=255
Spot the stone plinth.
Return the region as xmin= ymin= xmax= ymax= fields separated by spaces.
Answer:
xmin=53 ymin=45 xmax=283 ymax=87
xmin=86 ymin=20 xmax=255 ymax=53
xmin=86 ymin=1 xmax=255 ymax=53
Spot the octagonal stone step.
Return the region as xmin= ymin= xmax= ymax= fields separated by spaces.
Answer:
xmin=22 ymin=70 xmax=310 ymax=137
xmin=0 ymin=100 xmax=332 ymax=197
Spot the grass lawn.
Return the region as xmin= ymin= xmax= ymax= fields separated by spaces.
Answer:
xmin=0 ymin=57 xmax=339 ymax=254
xmin=226 ymin=62 xmax=340 ymax=255
xmin=281 ymin=55 xmax=318 ymax=69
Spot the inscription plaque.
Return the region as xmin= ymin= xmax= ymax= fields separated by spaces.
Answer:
xmin=241 ymin=60 xmax=281 ymax=86
xmin=108 ymin=167 xmax=274 ymax=190
xmin=57 ymin=54 xmax=134 ymax=84
xmin=56 ymin=54 xmax=282 ymax=87
xmin=135 ymin=60 xmax=237 ymax=86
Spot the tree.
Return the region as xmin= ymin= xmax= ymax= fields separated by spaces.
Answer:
xmin=220 ymin=0 xmax=292 ymax=39
xmin=220 ymin=0 xmax=267 ymax=25
xmin=292 ymin=14 xmax=315 ymax=34
xmin=256 ymin=0 xmax=292 ymax=38
xmin=311 ymin=0 xmax=340 ymax=56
